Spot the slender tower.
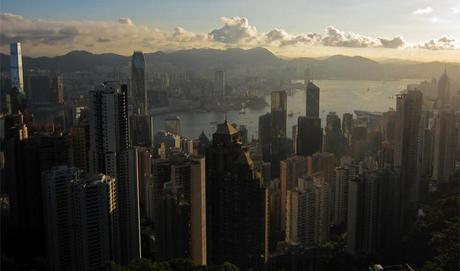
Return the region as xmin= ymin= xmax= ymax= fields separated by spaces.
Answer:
xmin=131 ymin=51 xmax=147 ymax=114
xmin=10 ymin=42 xmax=25 ymax=94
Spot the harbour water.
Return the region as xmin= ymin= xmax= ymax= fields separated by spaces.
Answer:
xmin=153 ymin=79 xmax=423 ymax=140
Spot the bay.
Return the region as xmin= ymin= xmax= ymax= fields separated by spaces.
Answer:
xmin=153 ymin=79 xmax=422 ymax=140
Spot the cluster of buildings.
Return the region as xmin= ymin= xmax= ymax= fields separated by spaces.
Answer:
xmin=1 ymin=42 xmax=458 ymax=271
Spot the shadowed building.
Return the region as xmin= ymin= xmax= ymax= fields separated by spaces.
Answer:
xmin=89 ymin=82 xmax=141 ymax=264
xmin=206 ymin=121 xmax=268 ymax=269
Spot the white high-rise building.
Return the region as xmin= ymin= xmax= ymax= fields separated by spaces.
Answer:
xmin=88 ymin=82 xmax=141 ymax=264
xmin=10 ymin=42 xmax=25 ymax=94
xmin=285 ymin=173 xmax=330 ymax=246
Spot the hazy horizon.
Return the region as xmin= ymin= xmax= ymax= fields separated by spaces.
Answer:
xmin=2 ymin=46 xmax=460 ymax=65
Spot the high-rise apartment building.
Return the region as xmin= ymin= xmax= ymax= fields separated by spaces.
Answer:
xmin=394 ymin=90 xmax=423 ymax=223
xmin=42 ymin=166 xmax=119 ymax=271
xmin=432 ymin=110 xmax=457 ymax=182
xmin=286 ymin=173 xmax=330 ymax=246
xmin=88 ymin=81 xmax=141 ymax=264
xmin=280 ymin=155 xmax=307 ymax=232
xmin=153 ymin=154 xmax=207 ymax=266
xmin=333 ymin=161 xmax=358 ymax=225
xmin=347 ymin=169 xmax=399 ymax=256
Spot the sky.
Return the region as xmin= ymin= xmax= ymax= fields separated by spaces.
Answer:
xmin=1 ymin=0 xmax=459 ymax=61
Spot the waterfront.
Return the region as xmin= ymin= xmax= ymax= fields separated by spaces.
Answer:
xmin=153 ymin=79 xmax=423 ymax=140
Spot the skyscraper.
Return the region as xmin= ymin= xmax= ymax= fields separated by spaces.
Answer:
xmin=42 ymin=166 xmax=119 ymax=271
xmin=346 ymin=169 xmax=399 ymax=256
xmin=10 ymin=42 xmax=25 ymax=94
xmin=130 ymin=51 xmax=154 ymax=148
xmin=280 ymin=155 xmax=307 ymax=233
xmin=324 ymin=112 xmax=345 ymax=156
xmin=285 ymin=173 xmax=330 ymax=246
xmin=437 ymin=70 xmax=450 ymax=107
xmin=297 ymin=116 xmax=322 ymax=156
xmin=333 ymin=161 xmax=358 ymax=225
xmin=432 ymin=110 xmax=457 ymax=182
xmin=214 ymin=70 xmax=225 ymax=100
xmin=271 ymin=90 xmax=287 ymax=138
xmin=153 ymin=154 xmax=207 ymax=266
xmin=304 ymin=68 xmax=311 ymax=86
xmin=342 ymin=113 xmax=353 ymax=146
xmin=88 ymin=81 xmax=141 ymax=264
xmin=259 ymin=112 xmax=272 ymax=162
xmin=131 ymin=51 xmax=147 ymax=115
xmin=394 ymin=90 xmax=423 ymax=221
xmin=306 ymin=82 xmax=320 ymax=118
xmin=5 ymin=132 xmax=71 ymax=262
xmin=206 ymin=121 xmax=268 ymax=269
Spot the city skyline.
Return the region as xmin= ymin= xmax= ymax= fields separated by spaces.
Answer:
xmin=1 ymin=0 xmax=460 ymax=61
xmin=1 ymin=2 xmax=459 ymax=271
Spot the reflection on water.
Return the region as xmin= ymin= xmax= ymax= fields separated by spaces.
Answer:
xmin=153 ymin=79 xmax=422 ymax=140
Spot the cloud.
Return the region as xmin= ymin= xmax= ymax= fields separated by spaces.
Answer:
xmin=170 ymin=27 xmax=208 ymax=42
xmin=429 ymin=17 xmax=447 ymax=23
xmin=265 ymin=28 xmax=321 ymax=47
xmin=419 ymin=37 xmax=456 ymax=50
xmin=378 ymin=36 xmax=405 ymax=48
xmin=0 ymin=12 xmax=457 ymax=57
xmin=118 ymin=17 xmax=133 ymax=25
xmin=321 ymin=26 xmax=379 ymax=48
xmin=0 ymin=12 xmax=209 ymax=55
xmin=208 ymin=17 xmax=258 ymax=43
xmin=413 ymin=7 xmax=433 ymax=15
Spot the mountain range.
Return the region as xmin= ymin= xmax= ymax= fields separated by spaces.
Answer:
xmin=0 ymin=47 xmax=457 ymax=80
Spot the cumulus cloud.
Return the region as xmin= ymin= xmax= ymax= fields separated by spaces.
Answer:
xmin=378 ymin=36 xmax=405 ymax=48
xmin=208 ymin=17 xmax=258 ymax=43
xmin=0 ymin=13 xmax=80 ymax=45
xmin=419 ymin=37 xmax=457 ymax=50
xmin=265 ymin=28 xmax=320 ymax=47
xmin=170 ymin=27 xmax=208 ymax=42
xmin=321 ymin=26 xmax=379 ymax=48
xmin=0 ymin=12 xmax=209 ymax=55
xmin=0 ymin=13 xmax=457 ymax=57
xmin=413 ymin=7 xmax=433 ymax=15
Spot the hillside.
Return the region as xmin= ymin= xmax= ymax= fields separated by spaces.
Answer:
xmin=1 ymin=47 xmax=458 ymax=80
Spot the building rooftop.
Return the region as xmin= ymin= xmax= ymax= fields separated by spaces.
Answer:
xmin=215 ymin=120 xmax=239 ymax=135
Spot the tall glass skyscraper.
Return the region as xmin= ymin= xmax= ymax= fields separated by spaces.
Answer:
xmin=10 ymin=42 xmax=25 ymax=94
xmin=131 ymin=51 xmax=147 ymax=114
